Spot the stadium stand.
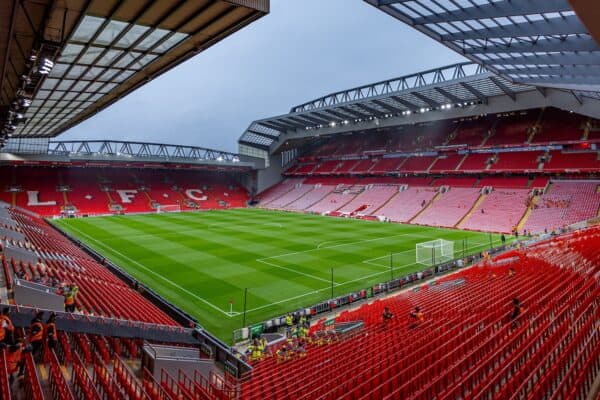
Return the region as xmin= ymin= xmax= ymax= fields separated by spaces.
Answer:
xmin=411 ymin=188 xmax=481 ymax=228
xmin=487 ymin=112 xmax=537 ymax=146
xmin=456 ymin=153 xmax=491 ymax=172
xmin=447 ymin=118 xmax=490 ymax=147
xmin=370 ymin=158 xmax=405 ymax=175
xmin=523 ymin=181 xmax=600 ymax=234
xmin=0 ymin=166 xmax=249 ymax=217
xmin=336 ymin=185 xmax=398 ymax=216
xmin=460 ymin=189 xmax=530 ymax=233
xmin=533 ymin=109 xmax=586 ymax=144
xmin=428 ymin=153 xmax=464 ymax=173
xmin=489 ymin=151 xmax=542 ymax=172
xmin=543 ymin=151 xmax=600 ymax=172
xmin=242 ymin=227 xmax=600 ymax=399
xmin=4 ymin=207 xmax=177 ymax=325
xmin=285 ymin=184 xmax=335 ymax=211
xmin=375 ymin=187 xmax=438 ymax=223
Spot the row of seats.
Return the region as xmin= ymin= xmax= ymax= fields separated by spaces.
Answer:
xmin=0 ymin=166 xmax=249 ymax=217
xmin=287 ymin=149 xmax=598 ymax=177
xmin=523 ymin=181 xmax=600 ymax=234
xmin=1 ymin=207 xmax=178 ymax=325
xmin=0 ymin=324 xmax=232 ymax=400
xmin=242 ymin=227 xmax=600 ymax=399
xmin=258 ymin=178 xmax=598 ymax=233
xmin=303 ymin=108 xmax=591 ymax=160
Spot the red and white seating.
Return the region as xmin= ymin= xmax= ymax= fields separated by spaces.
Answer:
xmin=461 ymin=189 xmax=530 ymax=233
xmin=375 ymin=187 xmax=437 ymax=223
xmin=412 ymin=187 xmax=480 ymax=227
xmin=267 ymin=184 xmax=313 ymax=208
xmin=336 ymin=185 xmax=398 ymax=215
xmin=285 ymin=185 xmax=335 ymax=211
xmin=523 ymin=181 xmax=600 ymax=234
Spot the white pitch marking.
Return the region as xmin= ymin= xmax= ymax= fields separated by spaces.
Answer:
xmin=63 ymin=224 xmax=234 ymax=317
xmin=256 ymin=258 xmax=340 ymax=285
xmin=244 ymin=239 xmax=500 ymax=316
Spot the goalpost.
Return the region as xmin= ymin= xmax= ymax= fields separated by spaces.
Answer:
xmin=416 ymin=239 xmax=454 ymax=266
xmin=156 ymin=204 xmax=182 ymax=213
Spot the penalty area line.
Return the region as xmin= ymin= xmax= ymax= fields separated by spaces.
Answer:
xmin=244 ymin=239 xmax=502 ymax=315
xmin=256 ymin=258 xmax=341 ymax=286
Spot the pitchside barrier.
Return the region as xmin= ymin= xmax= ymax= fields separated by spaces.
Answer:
xmin=233 ymin=242 xmax=511 ymax=343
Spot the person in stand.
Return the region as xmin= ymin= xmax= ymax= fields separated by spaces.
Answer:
xmin=276 ymin=345 xmax=291 ymax=363
xmin=5 ymin=340 xmax=32 ymax=384
xmin=508 ymin=267 xmax=516 ymax=277
xmin=0 ymin=308 xmax=14 ymax=345
xmin=249 ymin=338 xmax=263 ymax=362
xmin=510 ymin=298 xmax=524 ymax=328
xmin=28 ymin=311 xmax=44 ymax=362
xmin=382 ymin=306 xmax=393 ymax=325
xmin=45 ymin=313 xmax=57 ymax=351
xmin=409 ymin=306 xmax=424 ymax=328
xmin=63 ymin=283 xmax=79 ymax=313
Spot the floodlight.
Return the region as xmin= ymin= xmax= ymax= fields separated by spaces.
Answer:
xmin=38 ymin=58 xmax=54 ymax=75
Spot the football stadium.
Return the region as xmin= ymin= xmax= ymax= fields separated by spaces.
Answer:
xmin=0 ymin=0 xmax=599 ymax=399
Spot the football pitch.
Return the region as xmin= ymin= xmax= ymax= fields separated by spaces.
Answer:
xmin=52 ymin=208 xmax=503 ymax=342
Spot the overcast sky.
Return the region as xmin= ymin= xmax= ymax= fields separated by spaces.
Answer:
xmin=60 ymin=0 xmax=465 ymax=152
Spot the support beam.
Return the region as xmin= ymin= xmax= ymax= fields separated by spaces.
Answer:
xmin=440 ymin=15 xmax=587 ymax=41
xmin=312 ymin=111 xmax=339 ymax=122
xmin=295 ymin=114 xmax=330 ymax=125
xmin=321 ymin=108 xmax=354 ymax=120
xmin=238 ymin=140 xmax=270 ymax=152
xmin=354 ymin=102 xmax=385 ymax=117
xmin=500 ymin=65 xmax=600 ymax=77
xmin=338 ymin=106 xmax=369 ymax=119
xmin=247 ymin=129 xmax=278 ymax=141
xmin=371 ymin=99 xmax=404 ymax=114
xmin=464 ymin=36 xmax=599 ymax=54
xmin=280 ymin=118 xmax=308 ymax=129
xmin=485 ymin=52 xmax=600 ymax=66
xmin=459 ymin=82 xmax=488 ymax=103
xmin=519 ymin=76 xmax=600 ymax=86
xmin=411 ymin=92 xmax=440 ymax=108
xmin=258 ymin=121 xmax=292 ymax=132
xmin=412 ymin=0 xmax=571 ymax=24
xmin=489 ymin=77 xmax=516 ymax=101
xmin=390 ymin=95 xmax=419 ymax=110
xmin=434 ymin=87 xmax=463 ymax=104
xmin=284 ymin=117 xmax=313 ymax=128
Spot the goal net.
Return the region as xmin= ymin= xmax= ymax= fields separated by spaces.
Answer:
xmin=416 ymin=239 xmax=454 ymax=266
xmin=156 ymin=204 xmax=181 ymax=213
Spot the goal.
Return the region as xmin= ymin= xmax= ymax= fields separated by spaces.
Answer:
xmin=416 ymin=239 xmax=454 ymax=266
xmin=156 ymin=204 xmax=181 ymax=213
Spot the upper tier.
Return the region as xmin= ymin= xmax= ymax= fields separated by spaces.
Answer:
xmin=286 ymin=107 xmax=600 ymax=176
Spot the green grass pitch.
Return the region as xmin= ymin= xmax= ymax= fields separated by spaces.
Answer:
xmin=52 ymin=208 xmax=503 ymax=342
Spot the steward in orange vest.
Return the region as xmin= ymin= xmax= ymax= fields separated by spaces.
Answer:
xmin=0 ymin=307 xmax=15 ymax=345
xmin=45 ymin=313 xmax=57 ymax=350
xmin=5 ymin=341 xmax=31 ymax=384
xmin=28 ymin=311 xmax=44 ymax=361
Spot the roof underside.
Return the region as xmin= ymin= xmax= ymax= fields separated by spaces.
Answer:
xmin=239 ymin=0 xmax=600 ymax=151
xmin=363 ymin=0 xmax=600 ymax=91
xmin=239 ymin=61 xmax=598 ymax=149
xmin=0 ymin=0 xmax=269 ymax=139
